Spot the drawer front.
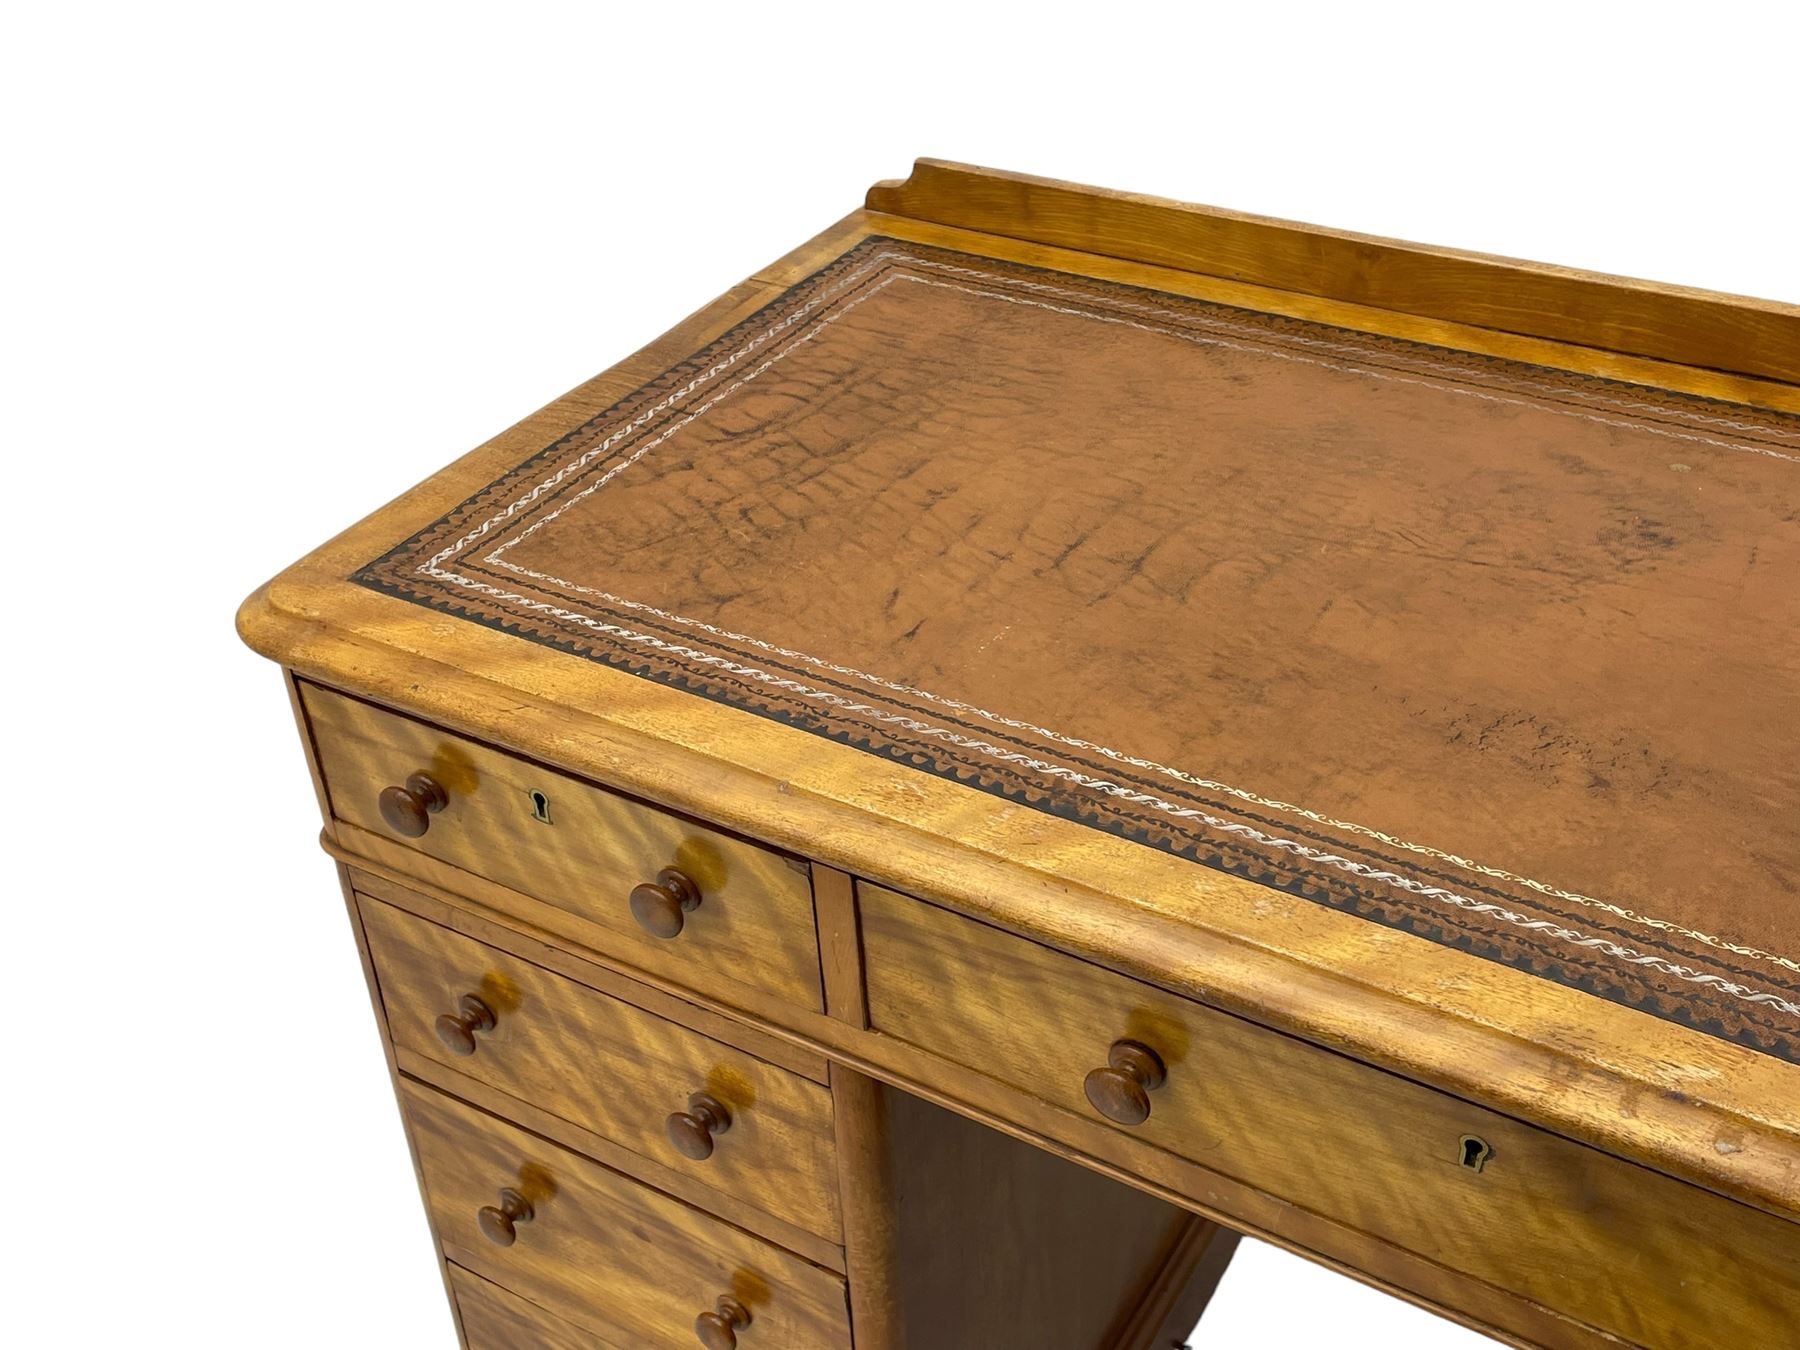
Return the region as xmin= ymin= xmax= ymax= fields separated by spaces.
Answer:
xmin=363 ymin=896 xmax=841 ymax=1241
xmin=404 ymin=1080 xmax=850 ymax=1349
xmin=452 ymin=1266 xmax=621 ymax=1350
xmin=860 ymin=884 xmax=1800 ymax=1350
xmin=303 ymin=683 xmax=822 ymax=1010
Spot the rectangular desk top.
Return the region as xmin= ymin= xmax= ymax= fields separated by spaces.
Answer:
xmin=241 ymin=161 xmax=1800 ymax=1219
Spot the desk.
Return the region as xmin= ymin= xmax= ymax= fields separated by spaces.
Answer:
xmin=239 ymin=161 xmax=1800 ymax=1348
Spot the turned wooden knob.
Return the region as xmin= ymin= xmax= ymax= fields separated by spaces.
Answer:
xmin=629 ymin=866 xmax=702 ymax=939
xmin=476 ymin=1187 xmax=533 ymax=1247
xmin=378 ymin=771 xmax=448 ymax=837
xmin=1083 ymin=1040 xmax=1167 ymax=1126
xmin=434 ymin=993 xmax=496 ymax=1057
xmin=694 ymin=1296 xmax=751 ymax=1350
xmin=666 ymin=1092 xmax=733 ymax=1161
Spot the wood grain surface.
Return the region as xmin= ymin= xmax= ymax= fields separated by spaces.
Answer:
xmin=351 ymin=866 xmax=828 ymax=1081
xmin=396 ymin=1041 xmax=845 ymax=1273
xmin=451 ymin=1265 xmax=624 ymax=1350
xmin=338 ymin=825 xmax=1662 ymax=1347
xmin=363 ymin=896 xmax=842 ymax=1241
xmin=873 ymin=1085 xmax=1228 ymax=1349
xmin=827 ymin=1065 xmax=901 ymax=1350
xmin=303 ymin=682 xmax=823 ymax=1010
xmin=1108 ymin=1218 xmax=1241 ymax=1350
xmin=869 ymin=158 xmax=1800 ymax=385
xmin=240 ymin=169 xmax=1800 ymax=1226
xmin=403 ymin=1079 xmax=851 ymax=1348
xmin=825 ymin=1060 xmax=1240 ymax=1350
xmin=859 ymin=883 xmax=1800 ymax=1348
xmin=327 ymin=857 xmax=470 ymax=1342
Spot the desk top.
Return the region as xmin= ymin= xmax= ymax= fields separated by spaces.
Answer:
xmin=241 ymin=162 xmax=1800 ymax=1217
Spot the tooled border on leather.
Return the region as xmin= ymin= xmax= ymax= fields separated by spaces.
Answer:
xmin=353 ymin=235 xmax=1800 ymax=1065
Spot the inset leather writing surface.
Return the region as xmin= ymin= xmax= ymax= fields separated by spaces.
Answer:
xmin=360 ymin=237 xmax=1800 ymax=1063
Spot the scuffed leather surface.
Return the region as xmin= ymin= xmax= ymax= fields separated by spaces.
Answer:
xmin=361 ymin=238 xmax=1800 ymax=1062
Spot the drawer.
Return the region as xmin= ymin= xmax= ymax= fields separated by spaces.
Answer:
xmin=859 ymin=884 xmax=1800 ymax=1350
xmin=362 ymin=896 xmax=841 ymax=1241
xmin=403 ymin=1080 xmax=851 ymax=1349
xmin=451 ymin=1266 xmax=619 ymax=1350
xmin=302 ymin=683 xmax=823 ymax=1010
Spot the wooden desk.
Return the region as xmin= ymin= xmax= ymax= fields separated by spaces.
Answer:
xmin=239 ymin=161 xmax=1800 ymax=1349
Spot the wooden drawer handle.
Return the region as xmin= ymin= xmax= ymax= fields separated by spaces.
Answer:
xmin=694 ymin=1296 xmax=751 ymax=1350
xmin=1083 ymin=1040 xmax=1167 ymax=1126
xmin=629 ymin=866 xmax=703 ymax=939
xmin=377 ymin=771 xmax=448 ymax=838
xmin=433 ymin=994 xmax=496 ymax=1057
xmin=476 ymin=1187 xmax=534 ymax=1247
xmin=666 ymin=1092 xmax=733 ymax=1161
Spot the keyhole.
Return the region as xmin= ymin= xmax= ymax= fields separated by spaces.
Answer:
xmin=1458 ymin=1134 xmax=1493 ymax=1173
xmin=528 ymin=790 xmax=552 ymax=825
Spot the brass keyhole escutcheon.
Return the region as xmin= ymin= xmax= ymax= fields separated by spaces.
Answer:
xmin=528 ymin=789 xmax=553 ymax=825
xmin=1458 ymin=1134 xmax=1494 ymax=1173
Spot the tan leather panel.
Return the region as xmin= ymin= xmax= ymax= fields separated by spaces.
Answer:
xmin=356 ymin=237 xmax=1800 ymax=1063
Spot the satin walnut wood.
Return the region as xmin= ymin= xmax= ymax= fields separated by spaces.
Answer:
xmin=402 ymin=1080 xmax=851 ymax=1349
xmin=451 ymin=1266 xmax=624 ymax=1350
xmin=302 ymin=682 xmax=824 ymax=1011
xmin=859 ymin=882 xmax=1800 ymax=1349
xmin=361 ymin=897 xmax=843 ymax=1241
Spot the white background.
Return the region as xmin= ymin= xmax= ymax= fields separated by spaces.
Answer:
xmin=4 ymin=3 xmax=1796 ymax=1346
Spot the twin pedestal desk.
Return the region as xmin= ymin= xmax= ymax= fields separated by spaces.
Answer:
xmin=239 ymin=162 xmax=1800 ymax=1348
